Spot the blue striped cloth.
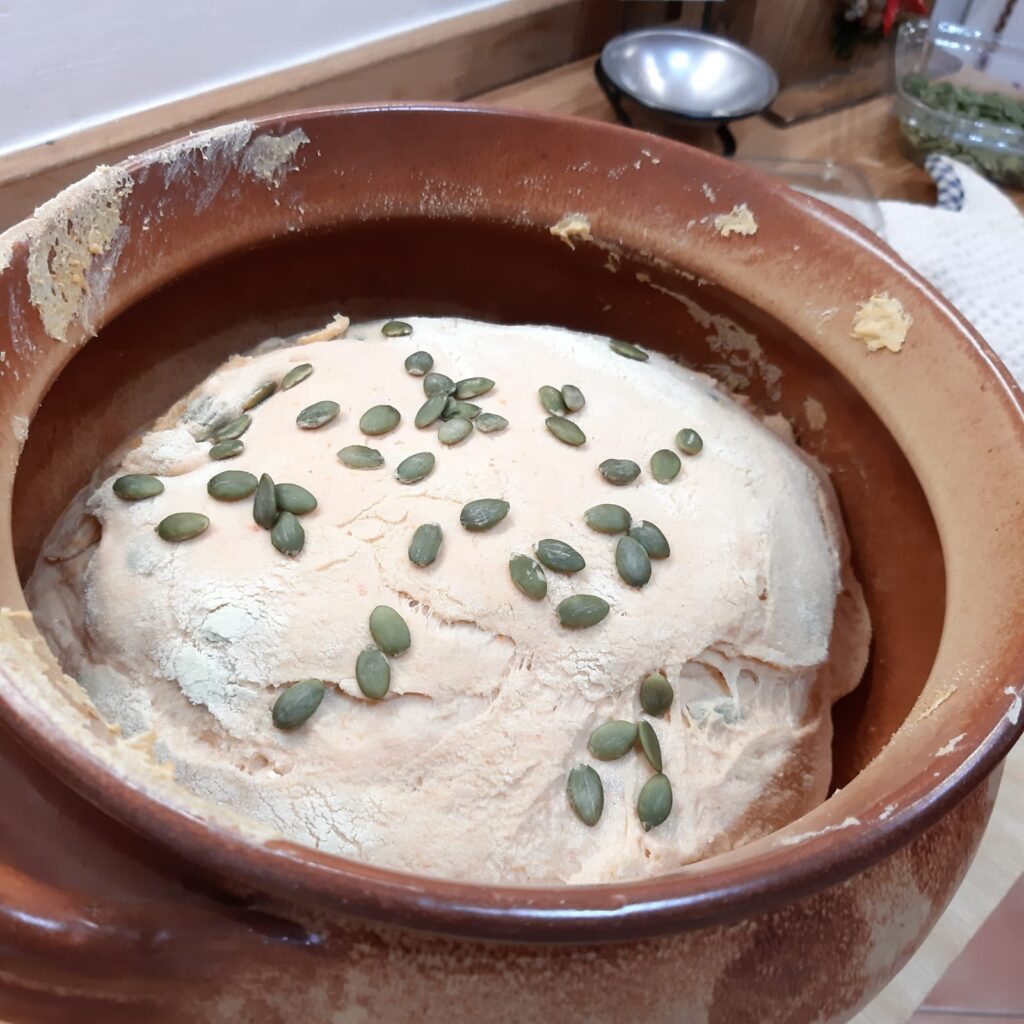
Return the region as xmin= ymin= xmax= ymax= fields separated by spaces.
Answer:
xmin=924 ymin=154 xmax=966 ymax=211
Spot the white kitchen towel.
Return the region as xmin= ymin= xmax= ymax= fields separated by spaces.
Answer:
xmin=878 ymin=158 xmax=1024 ymax=385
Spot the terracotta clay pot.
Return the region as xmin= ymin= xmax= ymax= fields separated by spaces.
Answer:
xmin=0 ymin=106 xmax=1021 ymax=1024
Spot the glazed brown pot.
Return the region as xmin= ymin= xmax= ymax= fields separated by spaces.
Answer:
xmin=0 ymin=105 xmax=1021 ymax=1024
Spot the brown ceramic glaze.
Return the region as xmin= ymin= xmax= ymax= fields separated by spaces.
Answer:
xmin=0 ymin=105 xmax=1021 ymax=1022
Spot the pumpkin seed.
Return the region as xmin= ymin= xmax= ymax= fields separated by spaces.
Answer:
xmin=404 ymin=350 xmax=434 ymax=376
xmin=297 ymin=401 xmax=340 ymax=430
xmin=382 ymin=320 xmax=413 ymax=337
xmin=615 ymin=535 xmax=652 ymax=588
xmin=508 ymin=553 xmax=547 ymax=600
xmin=271 ymin=510 xmax=305 ymax=556
xmin=414 ymin=394 xmax=447 ymax=429
xmin=355 ymin=648 xmax=390 ymax=700
xmin=637 ymin=720 xmax=663 ymax=772
xmin=369 ymin=605 xmax=411 ymax=655
xmin=438 ymin=417 xmax=473 ymax=445
xmin=443 ymin=399 xmax=482 ymax=420
xmin=337 ymin=444 xmax=384 ymax=469
xmin=409 ymin=523 xmax=443 ymax=566
xmin=460 ymin=498 xmax=509 ymax=531
xmin=475 ymin=412 xmax=508 ymax=433
xmin=538 ymin=385 xmax=567 ymax=415
xmin=211 ymin=414 xmax=251 ymax=442
xmin=628 ymin=521 xmax=670 ymax=560
xmin=676 ymin=428 xmax=703 ymax=455
xmin=156 ymin=512 xmax=209 ymax=542
xmin=274 ymin=482 xmax=317 ymax=515
xmin=599 ymin=459 xmax=641 ymax=486
xmin=637 ymin=774 xmax=673 ymax=831
xmin=207 ymin=470 xmax=258 ymax=501
xmin=609 ymin=338 xmax=649 ymax=362
xmin=272 ymin=678 xmax=324 ymax=729
xmin=534 ymin=538 xmax=585 ymax=573
xmin=584 ymin=503 xmax=631 ymax=534
xmin=113 ymin=474 xmax=164 ymax=501
xmin=253 ymin=473 xmax=278 ymax=529
xmin=242 ymin=381 xmax=277 ymax=411
xmin=557 ymin=594 xmax=610 ymax=629
xmin=455 ymin=377 xmax=494 ymax=400
xmin=561 ymin=384 xmax=586 ymax=412
xmin=359 ymin=404 xmax=401 ymax=436
xmin=209 ymin=439 xmax=244 ymax=460
xmin=546 ymin=416 xmax=586 ymax=446
xmin=395 ymin=451 xmax=435 ymax=484
xmin=650 ymin=449 xmax=681 ymax=483
xmin=588 ymin=720 xmax=637 ymax=760
xmin=423 ymin=372 xmax=456 ymax=398
xmin=567 ymin=765 xmax=604 ymax=826
xmin=640 ymin=673 xmax=674 ymax=717
xmin=280 ymin=363 xmax=313 ymax=390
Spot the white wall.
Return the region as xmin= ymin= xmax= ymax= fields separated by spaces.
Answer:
xmin=0 ymin=0 xmax=503 ymax=157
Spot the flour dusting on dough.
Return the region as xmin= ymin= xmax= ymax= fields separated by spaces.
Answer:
xmin=714 ymin=203 xmax=758 ymax=238
xmin=852 ymin=292 xmax=912 ymax=353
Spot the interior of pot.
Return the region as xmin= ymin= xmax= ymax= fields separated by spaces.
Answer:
xmin=12 ymin=213 xmax=946 ymax=787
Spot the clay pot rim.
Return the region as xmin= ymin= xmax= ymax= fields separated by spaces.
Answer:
xmin=1 ymin=102 xmax=1022 ymax=943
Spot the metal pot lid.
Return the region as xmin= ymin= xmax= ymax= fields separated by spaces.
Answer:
xmin=599 ymin=28 xmax=779 ymax=121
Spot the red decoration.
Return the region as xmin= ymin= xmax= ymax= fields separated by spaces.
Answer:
xmin=883 ymin=0 xmax=928 ymax=35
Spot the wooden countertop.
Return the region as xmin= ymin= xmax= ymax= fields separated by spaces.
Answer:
xmin=479 ymin=56 xmax=1024 ymax=212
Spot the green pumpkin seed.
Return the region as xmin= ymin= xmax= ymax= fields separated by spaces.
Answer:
xmin=588 ymin=720 xmax=638 ymax=760
xmin=637 ymin=774 xmax=673 ymax=831
xmin=557 ymin=594 xmax=610 ymax=629
xmin=207 ymin=470 xmax=258 ymax=501
xmin=280 ymin=363 xmax=313 ymax=390
xmin=650 ymin=449 xmax=681 ymax=483
xmin=211 ymin=414 xmax=251 ymax=442
xmin=615 ymin=535 xmax=652 ymax=588
xmin=404 ymin=350 xmax=433 ymax=376
xmin=369 ymin=605 xmax=411 ymax=655
xmin=534 ymin=538 xmax=585 ymax=573
xmin=546 ymin=416 xmax=586 ymax=446
xmin=395 ymin=451 xmax=435 ymax=484
xmin=253 ymin=473 xmax=278 ymax=529
xmin=156 ymin=512 xmax=209 ymax=542
xmin=599 ymin=459 xmax=641 ymax=486
xmin=676 ymin=428 xmax=703 ymax=455
xmin=454 ymin=377 xmax=494 ymax=400
xmin=274 ymin=482 xmax=317 ymax=515
xmin=355 ymin=648 xmax=390 ymax=700
xmin=460 ymin=498 xmax=509 ymax=532
xmin=409 ymin=523 xmax=443 ymax=566
xmin=272 ymin=678 xmax=325 ymax=729
xmin=628 ymin=521 xmax=670 ymax=560
xmin=584 ymin=503 xmax=631 ymax=534
xmin=209 ymin=439 xmax=244 ymax=460
xmin=443 ymin=399 xmax=482 ymax=420
xmin=271 ymin=510 xmax=305 ymax=556
xmin=609 ymin=339 xmax=649 ymax=361
xmin=538 ymin=385 xmax=567 ymax=415
xmin=242 ymin=381 xmax=277 ymax=411
xmin=297 ymin=401 xmax=340 ymax=430
xmin=640 ymin=673 xmax=674 ymax=717
xmin=637 ymin=720 xmax=663 ymax=772
xmin=382 ymin=320 xmax=413 ymax=337
xmin=112 ymin=474 xmax=164 ymax=501
xmin=337 ymin=444 xmax=384 ymax=469
xmin=475 ymin=412 xmax=509 ymax=433
xmin=508 ymin=553 xmax=547 ymax=600
xmin=423 ymin=372 xmax=456 ymax=398
xmin=438 ymin=417 xmax=473 ymax=445
xmin=561 ymin=384 xmax=586 ymax=413
xmin=414 ymin=394 xmax=447 ymax=429
xmin=567 ymin=765 xmax=604 ymax=826
xmin=359 ymin=404 xmax=401 ymax=436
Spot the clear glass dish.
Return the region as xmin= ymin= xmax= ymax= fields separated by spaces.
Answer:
xmin=895 ymin=18 xmax=1024 ymax=188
